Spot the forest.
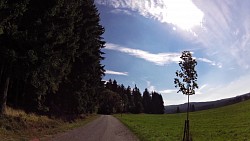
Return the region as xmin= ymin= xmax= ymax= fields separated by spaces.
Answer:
xmin=0 ymin=0 xmax=164 ymax=117
xmin=100 ymin=79 xmax=165 ymax=114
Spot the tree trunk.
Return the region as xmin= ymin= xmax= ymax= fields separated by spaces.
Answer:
xmin=0 ymin=62 xmax=4 ymax=82
xmin=0 ymin=76 xmax=10 ymax=115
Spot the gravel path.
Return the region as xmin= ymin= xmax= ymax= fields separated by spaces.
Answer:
xmin=47 ymin=115 xmax=139 ymax=141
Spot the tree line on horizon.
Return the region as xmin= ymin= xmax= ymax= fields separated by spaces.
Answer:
xmin=98 ymin=79 xmax=165 ymax=114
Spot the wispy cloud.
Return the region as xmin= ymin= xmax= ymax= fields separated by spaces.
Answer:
xmin=164 ymin=75 xmax=250 ymax=105
xmin=105 ymin=70 xmax=128 ymax=76
xmin=96 ymin=0 xmax=204 ymax=31
xmin=191 ymin=73 xmax=250 ymax=103
xmin=159 ymin=89 xmax=177 ymax=94
xmin=190 ymin=0 xmax=250 ymax=69
xmin=105 ymin=43 xmax=181 ymax=66
xmin=105 ymin=43 xmax=221 ymax=68
xmin=97 ymin=0 xmax=250 ymax=70
xmin=195 ymin=84 xmax=207 ymax=95
xmin=197 ymin=58 xmax=222 ymax=68
xmin=146 ymin=81 xmax=156 ymax=92
xmin=160 ymin=84 xmax=206 ymax=95
xmin=110 ymin=9 xmax=132 ymax=15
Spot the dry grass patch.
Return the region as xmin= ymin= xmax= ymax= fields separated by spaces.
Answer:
xmin=0 ymin=107 xmax=99 ymax=141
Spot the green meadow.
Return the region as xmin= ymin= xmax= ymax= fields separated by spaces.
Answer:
xmin=115 ymin=100 xmax=250 ymax=141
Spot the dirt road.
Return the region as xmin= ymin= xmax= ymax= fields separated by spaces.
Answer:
xmin=48 ymin=115 xmax=139 ymax=141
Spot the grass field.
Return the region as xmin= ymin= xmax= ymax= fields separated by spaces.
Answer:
xmin=0 ymin=107 xmax=99 ymax=141
xmin=115 ymin=99 xmax=250 ymax=141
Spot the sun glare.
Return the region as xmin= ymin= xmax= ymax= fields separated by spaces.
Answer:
xmin=98 ymin=0 xmax=204 ymax=32
xmin=162 ymin=0 xmax=204 ymax=31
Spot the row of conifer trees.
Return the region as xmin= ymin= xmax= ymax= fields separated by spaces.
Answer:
xmin=99 ymin=79 xmax=165 ymax=114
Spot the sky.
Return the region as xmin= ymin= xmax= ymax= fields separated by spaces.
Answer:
xmin=94 ymin=0 xmax=250 ymax=105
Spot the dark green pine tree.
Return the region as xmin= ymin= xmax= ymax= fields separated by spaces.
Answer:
xmin=126 ymin=86 xmax=134 ymax=113
xmin=132 ymin=85 xmax=143 ymax=114
xmin=105 ymin=79 xmax=113 ymax=90
xmin=98 ymin=89 xmax=121 ymax=115
xmin=105 ymin=79 xmax=119 ymax=93
xmin=119 ymin=84 xmax=128 ymax=113
xmin=142 ymin=88 xmax=151 ymax=114
xmin=17 ymin=0 xmax=80 ymax=112
xmin=0 ymin=0 xmax=30 ymax=115
xmin=100 ymin=80 xmax=127 ymax=114
xmin=112 ymin=80 xmax=118 ymax=93
xmin=151 ymin=92 xmax=164 ymax=114
xmin=151 ymin=92 xmax=157 ymax=114
xmin=56 ymin=0 xmax=105 ymax=115
xmin=158 ymin=94 xmax=165 ymax=114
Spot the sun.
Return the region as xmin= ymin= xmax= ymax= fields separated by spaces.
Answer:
xmin=158 ymin=0 xmax=204 ymax=31
xmin=97 ymin=0 xmax=204 ymax=32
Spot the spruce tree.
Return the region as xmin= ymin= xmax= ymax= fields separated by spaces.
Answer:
xmin=151 ymin=92 xmax=164 ymax=114
xmin=143 ymin=88 xmax=151 ymax=113
xmin=98 ymin=89 xmax=121 ymax=114
xmin=125 ymin=86 xmax=133 ymax=113
xmin=0 ymin=0 xmax=29 ymax=115
xmin=158 ymin=93 xmax=165 ymax=114
xmin=118 ymin=84 xmax=128 ymax=113
xmin=56 ymin=0 xmax=105 ymax=114
xmin=18 ymin=0 xmax=81 ymax=112
xmin=132 ymin=85 xmax=143 ymax=113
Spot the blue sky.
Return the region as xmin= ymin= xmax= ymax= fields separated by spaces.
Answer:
xmin=95 ymin=0 xmax=250 ymax=105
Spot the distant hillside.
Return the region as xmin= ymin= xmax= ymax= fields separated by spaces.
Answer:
xmin=165 ymin=92 xmax=250 ymax=113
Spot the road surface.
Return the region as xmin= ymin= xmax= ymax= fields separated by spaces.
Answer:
xmin=47 ymin=115 xmax=139 ymax=141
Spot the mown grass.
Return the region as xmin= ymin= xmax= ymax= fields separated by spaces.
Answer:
xmin=115 ymin=99 xmax=250 ymax=141
xmin=0 ymin=107 xmax=99 ymax=141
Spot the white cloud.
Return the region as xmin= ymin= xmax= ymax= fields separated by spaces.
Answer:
xmin=98 ymin=0 xmax=250 ymax=105
xmin=160 ymin=83 xmax=206 ymax=96
xmin=161 ymin=0 xmax=204 ymax=31
xmin=110 ymin=9 xmax=132 ymax=15
xmin=105 ymin=43 xmax=181 ymax=66
xmin=97 ymin=0 xmax=250 ymax=70
xmin=159 ymin=89 xmax=176 ymax=94
xmin=105 ymin=43 xmax=220 ymax=68
xmin=197 ymin=58 xmax=213 ymax=64
xmin=195 ymin=84 xmax=207 ymax=95
xmin=102 ymin=79 xmax=108 ymax=83
xmin=96 ymin=0 xmax=204 ymax=32
xmin=189 ymin=73 xmax=250 ymax=103
xmin=146 ymin=81 xmax=156 ymax=92
xmin=215 ymin=76 xmax=250 ymax=98
xmin=197 ymin=58 xmax=222 ymax=68
xmin=99 ymin=0 xmax=250 ymax=70
xmin=165 ymin=73 xmax=250 ymax=105
xmin=188 ymin=0 xmax=250 ymax=70
xmin=105 ymin=70 xmax=128 ymax=76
